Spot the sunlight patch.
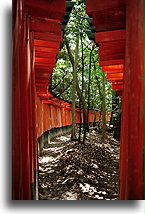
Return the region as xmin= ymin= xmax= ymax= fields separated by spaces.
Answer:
xmin=57 ymin=136 xmax=70 ymax=141
xmin=39 ymin=156 xmax=56 ymax=163
xmin=63 ymin=192 xmax=77 ymax=200
xmin=43 ymin=146 xmax=65 ymax=152
xmin=79 ymin=183 xmax=97 ymax=195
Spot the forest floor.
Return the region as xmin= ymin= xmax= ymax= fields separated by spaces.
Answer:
xmin=38 ymin=129 xmax=120 ymax=200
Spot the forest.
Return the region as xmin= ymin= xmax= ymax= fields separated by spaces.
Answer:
xmin=51 ymin=0 xmax=121 ymax=141
xmin=38 ymin=0 xmax=122 ymax=200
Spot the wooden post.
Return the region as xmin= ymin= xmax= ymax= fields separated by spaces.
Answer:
xmin=12 ymin=0 xmax=22 ymax=200
xmin=120 ymin=0 xmax=144 ymax=200
xmin=12 ymin=1 xmax=32 ymax=199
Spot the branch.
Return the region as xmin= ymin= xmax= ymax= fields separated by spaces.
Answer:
xmin=58 ymin=79 xmax=73 ymax=97
xmin=51 ymin=69 xmax=67 ymax=91
xmin=83 ymin=41 xmax=93 ymax=52
xmin=64 ymin=37 xmax=75 ymax=69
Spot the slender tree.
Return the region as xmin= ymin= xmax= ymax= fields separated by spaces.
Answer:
xmin=71 ymin=34 xmax=79 ymax=140
xmin=78 ymin=33 xmax=84 ymax=142
xmin=87 ymin=44 xmax=95 ymax=126
xmin=51 ymin=1 xmax=114 ymax=143
xmin=65 ymin=37 xmax=89 ymax=142
xmin=93 ymin=62 xmax=106 ymax=142
xmin=101 ymin=71 xmax=107 ymax=142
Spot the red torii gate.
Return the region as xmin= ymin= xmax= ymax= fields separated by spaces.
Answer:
xmin=86 ymin=0 xmax=144 ymax=199
xmin=12 ymin=0 xmax=66 ymax=200
xmin=12 ymin=0 xmax=144 ymax=200
xmin=12 ymin=0 xmax=100 ymax=200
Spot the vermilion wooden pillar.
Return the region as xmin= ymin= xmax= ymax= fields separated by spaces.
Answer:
xmin=120 ymin=0 xmax=144 ymax=199
xmin=18 ymin=8 xmax=31 ymax=200
xmin=12 ymin=0 xmax=35 ymax=200
xmin=13 ymin=0 xmax=31 ymax=200
xmin=29 ymin=30 xmax=38 ymax=199
xmin=12 ymin=0 xmax=22 ymax=200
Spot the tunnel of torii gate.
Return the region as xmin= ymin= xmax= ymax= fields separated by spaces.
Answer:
xmin=12 ymin=0 xmax=144 ymax=200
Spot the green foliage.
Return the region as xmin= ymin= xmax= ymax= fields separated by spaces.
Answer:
xmin=51 ymin=1 xmax=114 ymax=112
xmin=65 ymin=1 xmax=89 ymax=37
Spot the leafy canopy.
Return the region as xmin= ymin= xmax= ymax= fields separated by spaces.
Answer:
xmin=51 ymin=1 xmax=113 ymax=112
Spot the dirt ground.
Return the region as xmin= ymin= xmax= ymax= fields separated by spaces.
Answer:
xmin=38 ymin=130 xmax=120 ymax=200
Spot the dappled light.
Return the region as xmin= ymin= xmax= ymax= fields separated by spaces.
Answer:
xmin=39 ymin=129 xmax=120 ymax=200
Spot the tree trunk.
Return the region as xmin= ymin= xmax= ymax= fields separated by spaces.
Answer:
xmin=81 ymin=35 xmax=85 ymax=96
xmin=109 ymin=90 xmax=117 ymax=127
xmin=94 ymin=63 xmax=102 ymax=132
xmin=78 ymin=34 xmax=84 ymax=141
xmin=112 ymin=93 xmax=121 ymax=140
xmin=101 ymin=71 xmax=106 ymax=142
xmin=76 ymin=78 xmax=88 ymax=143
xmin=113 ymin=111 xmax=121 ymax=140
xmin=78 ymin=101 xmax=82 ymax=142
xmin=65 ymin=37 xmax=88 ymax=143
xmin=93 ymin=63 xmax=106 ymax=141
xmin=71 ymin=35 xmax=79 ymax=140
xmin=87 ymin=45 xmax=94 ymax=131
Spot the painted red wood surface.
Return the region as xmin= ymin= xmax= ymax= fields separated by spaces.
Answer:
xmin=120 ymin=0 xmax=144 ymax=200
xmin=13 ymin=0 xmax=31 ymax=199
xmin=98 ymin=41 xmax=125 ymax=51
xmin=12 ymin=0 xmax=22 ymax=199
xmin=92 ymin=8 xmax=125 ymax=32
xmin=25 ymin=0 xmax=65 ymax=20
xmin=99 ymin=59 xmax=124 ymax=66
xmin=86 ymin=0 xmax=144 ymax=200
xmin=86 ymin=0 xmax=126 ymax=13
xmin=102 ymin=65 xmax=124 ymax=71
xmin=12 ymin=0 xmax=102 ymax=200
xmin=34 ymin=32 xmax=62 ymax=43
xmin=13 ymin=0 xmax=144 ymax=200
xmin=30 ymin=17 xmax=61 ymax=33
xmin=34 ymin=39 xmax=60 ymax=49
xmin=106 ymin=70 xmax=124 ymax=74
xmin=96 ymin=29 xmax=126 ymax=43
